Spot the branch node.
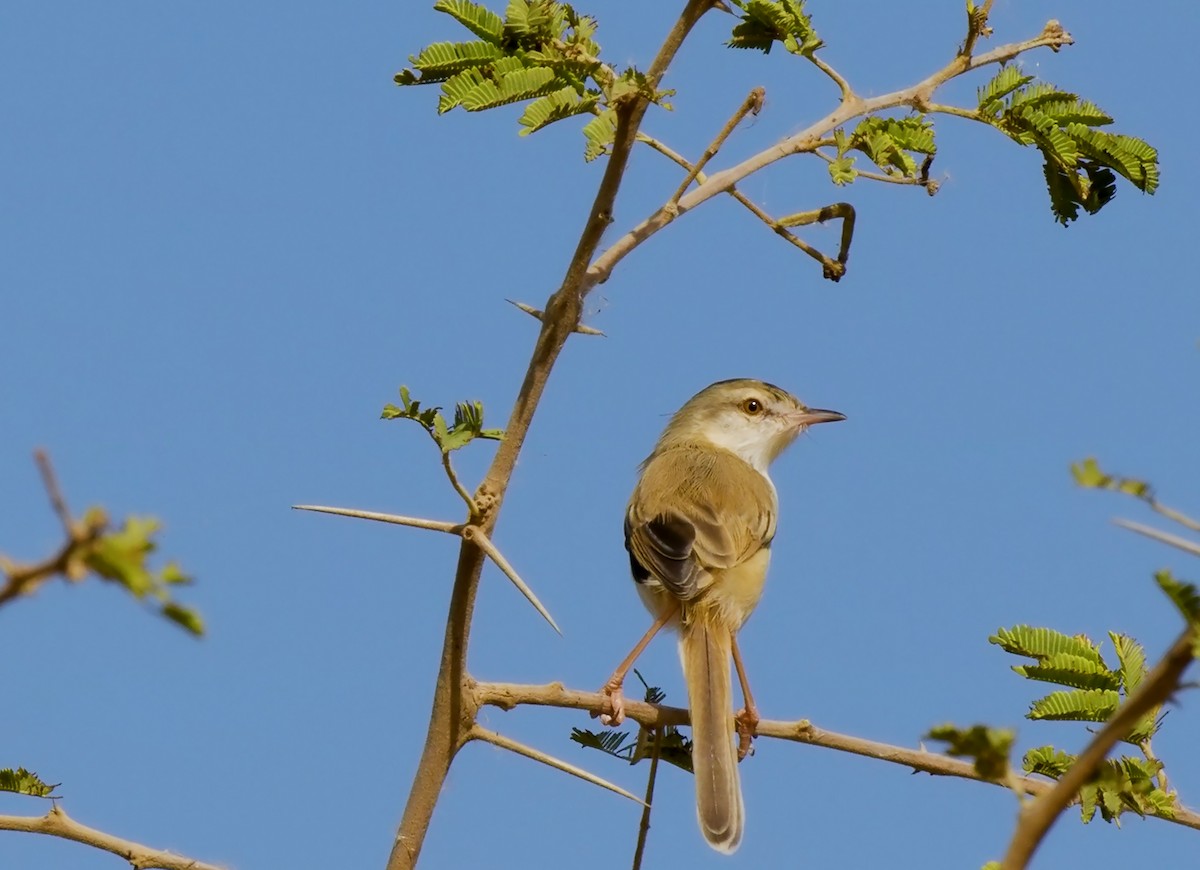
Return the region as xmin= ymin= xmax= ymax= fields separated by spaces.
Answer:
xmin=506 ymin=299 xmax=605 ymax=336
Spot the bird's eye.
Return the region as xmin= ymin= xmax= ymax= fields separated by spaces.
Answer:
xmin=741 ymin=398 xmax=763 ymax=415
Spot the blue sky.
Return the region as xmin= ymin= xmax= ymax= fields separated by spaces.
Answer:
xmin=3 ymin=2 xmax=1199 ymax=868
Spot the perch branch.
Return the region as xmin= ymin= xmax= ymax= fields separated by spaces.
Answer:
xmin=471 ymin=679 xmax=1200 ymax=834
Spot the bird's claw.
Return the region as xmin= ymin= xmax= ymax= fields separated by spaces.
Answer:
xmin=735 ymin=705 xmax=760 ymax=761
xmin=595 ymin=680 xmax=627 ymax=726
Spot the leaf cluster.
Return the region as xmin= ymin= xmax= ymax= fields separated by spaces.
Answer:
xmin=69 ymin=509 xmax=203 ymax=636
xmin=726 ymin=0 xmax=823 ymax=57
xmin=395 ymin=1 xmax=672 ymax=160
xmin=925 ymin=723 xmax=1014 ymax=781
xmin=1024 ymin=747 xmax=1176 ymax=824
xmin=828 ymin=116 xmax=936 ymax=186
xmin=381 ymin=385 xmax=504 ymax=453
xmin=976 ymin=65 xmax=1158 ymax=224
xmin=989 ymin=618 xmax=1193 ymax=824
xmin=0 ymin=767 xmax=59 ymax=799
xmin=991 ymin=625 xmax=1161 ymax=742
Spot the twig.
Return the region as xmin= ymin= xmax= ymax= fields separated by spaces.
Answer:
xmin=472 ymin=680 xmax=1200 ymax=834
xmin=506 ymin=299 xmax=605 ymax=336
xmin=291 ymin=505 xmax=463 ymax=535
xmin=468 ymin=725 xmax=644 ymax=805
xmin=0 ymin=451 xmax=104 ymax=607
xmin=1000 ymin=626 xmax=1198 ymax=869
xmin=667 ymin=87 xmax=765 ymax=207
xmin=34 ymin=449 xmax=74 ymax=535
xmin=0 ymin=805 xmax=224 ymax=870
xmin=809 ymin=55 xmax=854 ymax=101
xmin=961 ymin=0 xmax=996 ymax=58
xmin=640 ymin=133 xmax=852 ymax=277
xmin=1114 ymin=519 xmax=1200 ymax=559
xmin=813 ymin=149 xmax=936 ymax=188
xmin=461 ymin=526 xmax=561 ymax=635
xmin=631 ymin=727 xmax=662 ymax=870
xmin=440 ymin=452 xmax=479 ymax=517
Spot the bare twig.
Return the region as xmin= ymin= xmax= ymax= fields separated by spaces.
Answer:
xmin=469 ymin=725 xmax=643 ymax=804
xmin=461 ymin=526 xmax=560 ymax=635
xmin=0 ymin=805 xmax=224 ymax=870
xmin=809 ymin=55 xmax=854 ymax=101
xmin=292 ymin=505 xmax=463 ymax=535
xmin=439 ymin=452 xmax=479 ymax=518
xmin=1114 ymin=519 xmax=1200 ymax=559
xmin=1000 ymin=626 xmax=1198 ymax=869
xmin=667 ymin=87 xmax=765 ymax=207
xmin=631 ymin=728 xmax=663 ymax=870
xmin=35 ymin=449 xmax=74 ymax=535
xmin=471 ymin=679 xmax=1200 ymax=834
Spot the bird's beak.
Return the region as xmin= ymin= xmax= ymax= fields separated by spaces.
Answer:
xmin=791 ymin=408 xmax=846 ymax=427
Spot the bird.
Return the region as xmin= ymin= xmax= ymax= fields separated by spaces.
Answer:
xmin=599 ymin=378 xmax=845 ymax=854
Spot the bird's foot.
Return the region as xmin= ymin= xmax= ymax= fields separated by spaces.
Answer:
xmin=735 ymin=704 xmax=760 ymax=761
xmin=596 ymin=678 xmax=627 ymax=726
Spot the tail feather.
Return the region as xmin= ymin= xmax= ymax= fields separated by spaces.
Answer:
xmin=680 ymin=621 xmax=743 ymax=853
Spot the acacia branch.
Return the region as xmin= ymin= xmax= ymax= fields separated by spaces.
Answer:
xmin=0 ymin=805 xmax=224 ymax=870
xmin=472 ymin=680 xmax=1200 ymax=834
xmin=386 ymin=4 xmax=720 ymax=868
xmin=1000 ymin=625 xmax=1198 ymax=869
xmin=585 ymin=20 xmax=1072 ymax=291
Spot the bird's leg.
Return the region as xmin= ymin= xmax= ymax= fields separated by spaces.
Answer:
xmin=596 ymin=604 xmax=678 ymax=726
xmin=731 ymin=635 xmax=760 ymax=761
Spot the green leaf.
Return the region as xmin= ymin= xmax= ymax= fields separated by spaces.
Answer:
xmin=581 ymin=107 xmax=617 ymax=162
xmin=518 ymin=86 xmax=600 ymax=135
xmin=1023 ymin=745 xmax=1075 ymax=778
xmin=990 ymin=625 xmax=1105 ymax=666
xmin=977 ymin=66 xmax=1035 ymax=114
xmin=846 ymin=116 xmax=935 ymax=178
xmin=460 ymin=65 xmax=558 ymax=111
xmin=0 ymin=768 xmax=60 ymax=798
xmin=1012 ymin=652 xmax=1120 ymax=691
xmin=925 ymin=723 xmax=1013 ymax=780
xmin=1110 ymin=632 xmax=1148 ymax=695
xmin=1070 ymin=458 xmax=1153 ymax=497
xmin=504 ymin=0 xmax=570 ymax=44
xmin=1156 ymin=570 xmax=1200 ymax=657
xmin=727 ymin=0 xmax=823 ymax=57
xmin=162 ymin=602 xmax=205 ymax=636
xmin=570 ymin=726 xmax=636 ymax=760
xmin=409 ymin=40 xmax=506 ymax=77
xmin=434 ymin=0 xmax=505 ymax=44
xmin=828 ymin=155 xmax=856 ymax=185
xmin=438 ymin=67 xmax=489 ymax=113
xmin=1028 ymin=688 xmax=1119 ymax=722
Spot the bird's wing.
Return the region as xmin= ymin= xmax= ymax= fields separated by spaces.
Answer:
xmin=625 ymin=447 xmax=775 ymax=600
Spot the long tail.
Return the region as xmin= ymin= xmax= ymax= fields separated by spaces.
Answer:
xmin=680 ymin=619 xmax=743 ymax=853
